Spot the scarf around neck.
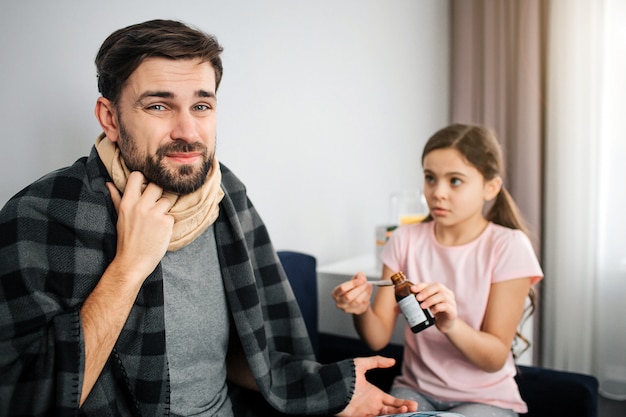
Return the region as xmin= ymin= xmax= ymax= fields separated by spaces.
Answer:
xmin=95 ymin=133 xmax=224 ymax=251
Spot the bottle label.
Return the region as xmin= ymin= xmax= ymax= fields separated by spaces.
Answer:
xmin=398 ymin=296 xmax=428 ymax=327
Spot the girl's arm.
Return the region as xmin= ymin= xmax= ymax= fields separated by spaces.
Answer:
xmin=417 ymin=277 xmax=531 ymax=372
xmin=332 ymin=266 xmax=399 ymax=351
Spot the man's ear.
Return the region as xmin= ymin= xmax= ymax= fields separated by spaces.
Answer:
xmin=484 ymin=176 xmax=503 ymax=201
xmin=94 ymin=97 xmax=120 ymax=142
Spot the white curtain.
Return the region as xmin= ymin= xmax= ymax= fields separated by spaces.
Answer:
xmin=543 ymin=0 xmax=626 ymax=400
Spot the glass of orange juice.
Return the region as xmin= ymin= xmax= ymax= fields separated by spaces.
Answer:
xmin=390 ymin=190 xmax=428 ymax=226
xmin=399 ymin=213 xmax=428 ymax=225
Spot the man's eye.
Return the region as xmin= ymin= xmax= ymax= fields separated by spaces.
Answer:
xmin=147 ymin=104 xmax=166 ymax=111
xmin=193 ymin=104 xmax=212 ymax=111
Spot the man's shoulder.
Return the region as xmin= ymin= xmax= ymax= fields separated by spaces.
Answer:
xmin=1 ymin=148 xmax=110 ymax=218
xmin=219 ymin=162 xmax=245 ymax=192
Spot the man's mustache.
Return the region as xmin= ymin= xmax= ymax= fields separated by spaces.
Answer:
xmin=156 ymin=142 xmax=207 ymax=157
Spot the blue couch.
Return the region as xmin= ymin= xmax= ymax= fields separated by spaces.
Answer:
xmin=278 ymin=250 xmax=599 ymax=417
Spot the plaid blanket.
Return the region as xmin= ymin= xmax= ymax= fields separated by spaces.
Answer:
xmin=0 ymin=146 xmax=354 ymax=416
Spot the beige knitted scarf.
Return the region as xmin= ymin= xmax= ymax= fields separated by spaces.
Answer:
xmin=95 ymin=134 xmax=224 ymax=251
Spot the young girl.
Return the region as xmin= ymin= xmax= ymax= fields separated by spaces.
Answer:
xmin=332 ymin=124 xmax=543 ymax=417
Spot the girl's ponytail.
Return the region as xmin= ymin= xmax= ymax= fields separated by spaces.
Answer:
xmin=486 ymin=187 xmax=529 ymax=236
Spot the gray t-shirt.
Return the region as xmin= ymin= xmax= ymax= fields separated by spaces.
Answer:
xmin=162 ymin=225 xmax=233 ymax=417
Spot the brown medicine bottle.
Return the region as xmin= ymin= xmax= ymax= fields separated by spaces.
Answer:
xmin=390 ymin=271 xmax=435 ymax=333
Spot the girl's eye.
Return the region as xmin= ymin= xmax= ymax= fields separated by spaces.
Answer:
xmin=424 ymin=174 xmax=435 ymax=184
xmin=450 ymin=178 xmax=462 ymax=187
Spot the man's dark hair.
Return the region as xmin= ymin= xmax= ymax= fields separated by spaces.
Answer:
xmin=95 ymin=19 xmax=224 ymax=104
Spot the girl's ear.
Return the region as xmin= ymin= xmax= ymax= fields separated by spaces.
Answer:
xmin=484 ymin=176 xmax=503 ymax=201
xmin=94 ymin=97 xmax=120 ymax=143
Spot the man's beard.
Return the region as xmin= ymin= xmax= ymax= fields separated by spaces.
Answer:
xmin=117 ymin=121 xmax=213 ymax=194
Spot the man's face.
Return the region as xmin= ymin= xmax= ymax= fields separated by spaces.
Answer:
xmin=112 ymin=57 xmax=217 ymax=194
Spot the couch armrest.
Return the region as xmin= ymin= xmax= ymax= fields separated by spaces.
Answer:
xmin=515 ymin=365 xmax=599 ymax=417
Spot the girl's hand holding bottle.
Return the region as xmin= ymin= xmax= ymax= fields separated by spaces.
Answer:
xmin=411 ymin=282 xmax=458 ymax=333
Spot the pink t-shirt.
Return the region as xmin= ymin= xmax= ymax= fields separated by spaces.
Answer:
xmin=380 ymin=221 xmax=543 ymax=413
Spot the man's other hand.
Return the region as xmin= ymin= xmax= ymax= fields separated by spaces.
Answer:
xmin=337 ymin=356 xmax=418 ymax=417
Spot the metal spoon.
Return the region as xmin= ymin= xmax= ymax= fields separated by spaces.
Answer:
xmin=367 ymin=280 xmax=393 ymax=287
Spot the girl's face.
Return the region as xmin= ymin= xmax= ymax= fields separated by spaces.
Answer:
xmin=422 ymin=148 xmax=501 ymax=230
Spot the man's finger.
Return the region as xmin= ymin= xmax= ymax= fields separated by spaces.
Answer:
xmin=125 ymin=171 xmax=147 ymax=194
xmin=355 ymin=355 xmax=396 ymax=372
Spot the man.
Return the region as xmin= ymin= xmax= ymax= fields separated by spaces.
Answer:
xmin=0 ymin=20 xmax=417 ymax=417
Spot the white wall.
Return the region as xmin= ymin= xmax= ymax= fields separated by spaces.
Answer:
xmin=0 ymin=0 xmax=449 ymax=265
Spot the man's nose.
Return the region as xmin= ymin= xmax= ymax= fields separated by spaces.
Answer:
xmin=170 ymin=111 xmax=200 ymax=142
